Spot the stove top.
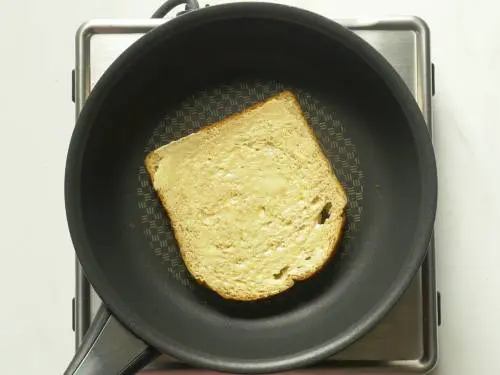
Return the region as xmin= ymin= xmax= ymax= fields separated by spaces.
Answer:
xmin=72 ymin=15 xmax=439 ymax=374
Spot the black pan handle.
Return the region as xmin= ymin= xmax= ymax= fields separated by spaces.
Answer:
xmin=64 ymin=305 xmax=158 ymax=375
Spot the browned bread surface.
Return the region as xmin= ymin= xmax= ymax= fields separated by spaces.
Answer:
xmin=145 ymin=91 xmax=347 ymax=301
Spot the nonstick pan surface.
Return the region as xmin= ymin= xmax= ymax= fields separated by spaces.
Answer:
xmin=65 ymin=3 xmax=437 ymax=374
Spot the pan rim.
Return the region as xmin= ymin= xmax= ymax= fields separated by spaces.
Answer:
xmin=65 ymin=2 xmax=438 ymax=373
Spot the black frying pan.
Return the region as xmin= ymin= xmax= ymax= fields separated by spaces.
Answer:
xmin=64 ymin=2 xmax=437 ymax=374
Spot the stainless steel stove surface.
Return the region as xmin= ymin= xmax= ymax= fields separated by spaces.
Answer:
xmin=73 ymin=15 xmax=439 ymax=374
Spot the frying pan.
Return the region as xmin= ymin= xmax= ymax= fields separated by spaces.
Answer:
xmin=64 ymin=2 xmax=437 ymax=374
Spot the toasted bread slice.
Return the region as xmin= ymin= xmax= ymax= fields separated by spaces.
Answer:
xmin=145 ymin=91 xmax=347 ymax=301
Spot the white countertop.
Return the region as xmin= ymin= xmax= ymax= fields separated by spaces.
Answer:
xmin=0 ymin=0 xmax=498 ymax=374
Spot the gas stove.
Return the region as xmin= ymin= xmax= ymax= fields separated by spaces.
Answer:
xmin=72 ymin=15 xmax=439 ymax=374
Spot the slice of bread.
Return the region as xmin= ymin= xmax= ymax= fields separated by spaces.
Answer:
xmin=145 ymin=91 xmax=347 ymax=301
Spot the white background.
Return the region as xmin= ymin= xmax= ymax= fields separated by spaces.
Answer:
xmin=0 ymin=0 xmax=499 ymax=374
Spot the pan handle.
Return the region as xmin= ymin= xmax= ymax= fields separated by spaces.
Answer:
xmin=64 ymin=305 xmax=158 ymax=375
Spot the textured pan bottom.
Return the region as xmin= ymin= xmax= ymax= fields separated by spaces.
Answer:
xmin=136 ymin=80 xmax=364 ymax=289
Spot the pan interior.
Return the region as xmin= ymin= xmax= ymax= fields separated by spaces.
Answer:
xmin=76 ymin=15 xmax=427 ymax=366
